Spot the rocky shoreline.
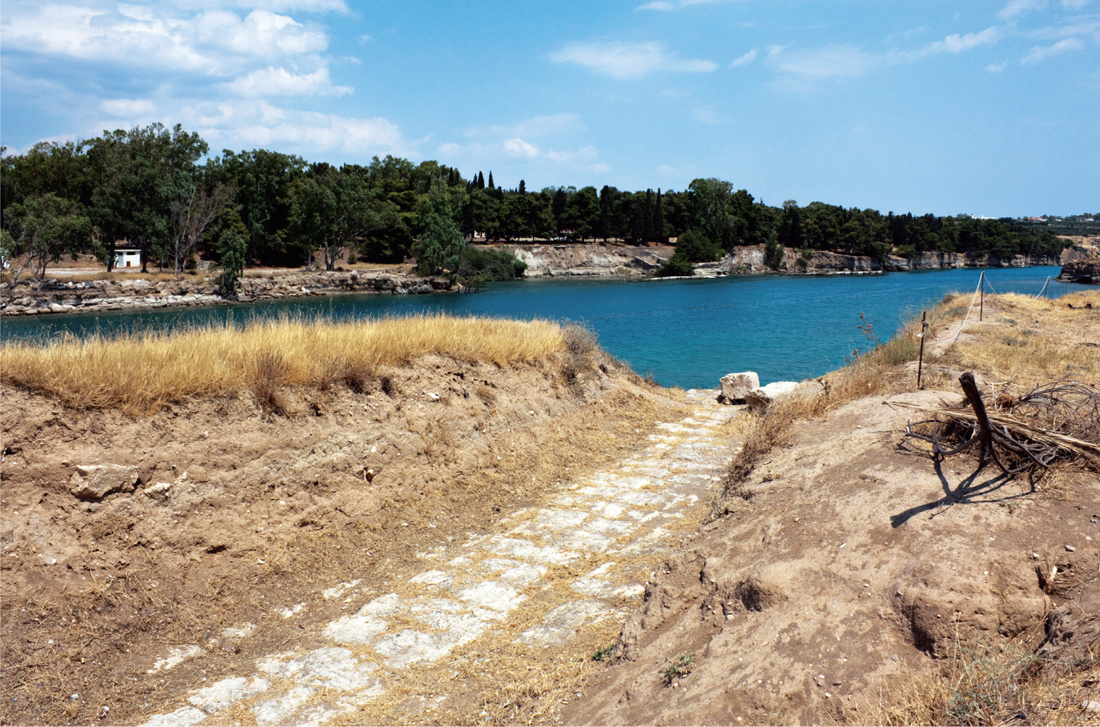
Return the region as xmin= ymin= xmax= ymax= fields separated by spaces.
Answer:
xmin=500 ymin=242 xmax=1064 ymax=279
xmin=1 ymin=241 xmax=1087 ymax=317
xmin=0 ymin=270 xmax=454 ymax=317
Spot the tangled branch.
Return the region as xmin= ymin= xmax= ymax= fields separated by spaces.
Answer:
xmin=895 ymin=373 xmax=1100 ymax=476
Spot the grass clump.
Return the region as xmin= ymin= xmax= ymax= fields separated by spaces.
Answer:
xmin=0 ymin=314 xmax=567 ymax=414
xmin=662 ymin=653 xmax=695 ymax=685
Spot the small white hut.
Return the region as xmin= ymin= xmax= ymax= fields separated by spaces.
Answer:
xmin=114 ymin=249 xmax=141 ymax=269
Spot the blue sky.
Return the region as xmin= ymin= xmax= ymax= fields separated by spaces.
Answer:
xmin=1 ymin=0 xmax=1096 ymax=217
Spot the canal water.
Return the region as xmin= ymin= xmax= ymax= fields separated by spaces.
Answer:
xmin=1 ymin=266 xmax=1085 ymax=389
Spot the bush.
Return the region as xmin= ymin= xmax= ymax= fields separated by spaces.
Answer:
xmin=656 ymin=253 xmax=695 ymax=277
xmin=457 ymin=247 xmax=527 ymax=282
xmin=674 ymin=229 xmax=722 ymax=263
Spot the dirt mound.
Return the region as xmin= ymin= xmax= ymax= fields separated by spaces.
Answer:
xmin=564 ymin=389 xmax=1100 ymax=725
xmin=0 ymin=348 xmax=659 ymax=725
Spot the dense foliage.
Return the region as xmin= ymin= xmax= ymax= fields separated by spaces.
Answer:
xmin=0 ymin=123 xmax=1071 ymax=281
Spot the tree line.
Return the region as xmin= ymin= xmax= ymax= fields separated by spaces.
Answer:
xmin=1 ymin=123 xmax=1068 ymax=284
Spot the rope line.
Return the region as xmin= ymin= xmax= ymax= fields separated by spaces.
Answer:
xmin=928 ymin=274 xmax=983 ymax=343
xmin=1034 ymin=275 xmax=1051 ymax=299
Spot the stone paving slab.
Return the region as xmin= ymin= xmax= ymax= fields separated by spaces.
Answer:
xmin=141 ymin=390 xmax=741 ymax=726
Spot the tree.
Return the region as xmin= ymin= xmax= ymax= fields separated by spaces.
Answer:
xmin=688 ymin=178 xmax=735 ymax=248
xmin=86 ymin=123 xmax=208 ymax=272
xmin=287 ymin=164 xmax=378 ymax=271
xmin=169 ymin=174 xmax=234 ymax=274
xmin=413 ymin=183 xmax=465 ymax=277
xmin=674 ymin=228 xmax=721 ymax=262
xmin=216 ymin=227 xmax=247 ymax=297
xmin=4 ymin=193 xmax=93 ymax=279
xmin=218 ymin=149 xmax=306 ymax=266
xmin=777 ymin=200 xmax=804 ymax=249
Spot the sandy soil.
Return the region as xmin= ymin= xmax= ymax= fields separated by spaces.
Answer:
xmin=0 ymin=349 xmax=663 ymax=725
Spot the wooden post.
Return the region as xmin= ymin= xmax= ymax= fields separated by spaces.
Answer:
xmin=979 ymin=271 xmax=984 ymax=322
xmin=917 ymin=311 xmax=927 ymax=389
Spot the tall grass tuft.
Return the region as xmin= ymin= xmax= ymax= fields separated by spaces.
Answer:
xmin=1 ymin=314 xmax=566 ymax=414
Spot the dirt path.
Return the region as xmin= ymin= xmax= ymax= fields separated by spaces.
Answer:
xmin=139 ymin=389 xmax=740 ymax=726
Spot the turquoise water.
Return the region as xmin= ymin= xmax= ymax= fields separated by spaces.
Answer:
xmin=1 ymin=266 xmax=1087 ymax=389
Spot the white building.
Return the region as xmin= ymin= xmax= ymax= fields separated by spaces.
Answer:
xmin=114 ymin=249 xmax=141 ymax=269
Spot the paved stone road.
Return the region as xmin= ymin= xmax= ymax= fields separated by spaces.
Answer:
xmin=144 ymin=389 xmax=739 ymax=726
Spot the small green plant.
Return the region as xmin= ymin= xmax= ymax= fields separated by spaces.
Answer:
xmin=592 ymin=644 xmax=617 ymax=662
xmin=663 ymin=653 xmax=695 ymax=685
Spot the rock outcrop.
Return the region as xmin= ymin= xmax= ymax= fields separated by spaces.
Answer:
xmin=505 ymin=243 xmax=671 ymax=278
xmin=0 ymin=270 xmax=453 ymax=316
xmin=1058 ymin=259 xmax=1100 ymax=284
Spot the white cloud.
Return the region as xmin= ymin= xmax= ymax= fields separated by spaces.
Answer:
xmin=766 ymin=44 xmax=880 ymax=78
xmin=468 ymin=113 xmax=584 ymax=139
xmin=223 ymin=67 xmax=351 ymax=97
xmin=549 ymin=41 xmax=718 ymax=79
xmin=545 ymin=146 xmax=598 ymax=163
xmin=504 ymin=138 xmax=540 ymax=158
xmin=730 ymin=48 xmax=757 ymax=67
xmin=1021 ymin=37 xmax=1085 ymax=62
xmin=986 ymin=61 xmax=1009 ymax=71
xmin=1061 ymin=0 xmax=1090 ymax=8
xmin=100 ymin=98 xmax=158 ymax=116
xmin=914 ymin=26 xmax=1001 ymax=57
xmin=635 ymin=0 xmax=728 ymax=10
xmin=172 ymin=0 xmax=349 ymax=12
xmin=0 ymin=5 xmax=328 ymax=75
xmin=998 ymin=0 xmax=1049 ymax=19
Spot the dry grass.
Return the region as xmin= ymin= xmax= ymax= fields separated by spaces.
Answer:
xmin=0 ymin=314 xmax=567 ymax=414
xmin=856 ymin=634 xmax=1100 ymax=726
xmin=941 ymin=291 xmax=1100 ymax=388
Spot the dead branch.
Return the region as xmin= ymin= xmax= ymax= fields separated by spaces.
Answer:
xmin=893 ymin=374 xmax=1100 ymax=476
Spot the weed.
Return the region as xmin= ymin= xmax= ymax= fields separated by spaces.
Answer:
xmin=592 ymin=644 xmax=617 ymax=662
xmin=663 ymin=653 xmax=695 ymax=685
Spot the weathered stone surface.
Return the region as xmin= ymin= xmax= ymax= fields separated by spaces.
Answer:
xmin=1058 ymin=259 xmax=1100 ymax=284
xmin=69 ymin=464 xmax=139 ymax=500
xmin=745 ymin=381 xmax=801 ymax=412
xmin=720 ymin=372 xmax=759 ymax=402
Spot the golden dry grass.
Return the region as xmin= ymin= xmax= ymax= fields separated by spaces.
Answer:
xmin=0 ymin=314 xmax=567 ymax=414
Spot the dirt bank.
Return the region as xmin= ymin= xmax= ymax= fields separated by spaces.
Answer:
xmin=564 ymin=291 xmax=1100 ymax=725
xmin=0 ymin=342 xmax=663 ymax=725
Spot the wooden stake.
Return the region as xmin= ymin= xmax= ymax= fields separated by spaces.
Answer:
xmin=979 ymin=271 xmax=984 ymax=322
xmin=917 ymin=311 xmax=927 ymax=389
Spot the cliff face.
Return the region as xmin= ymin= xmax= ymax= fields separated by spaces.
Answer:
xmin=508 ymin=243 xmax=1063 ymax=280
xmin=503 ymin=243 xmax=673 ymax=278
xmin=0 ymin=270 xmax=452 ymax=316
xmin=1058 ymin=259 xmax=1100 ymax=283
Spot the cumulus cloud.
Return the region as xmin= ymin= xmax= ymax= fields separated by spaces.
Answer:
xmin=1021 ymin=37 xmax=1085 ymax=62
xmin=730 ymin=48 xmax=757 ymax=67
xmin=99 ymin=98 xmax=158 ymax=116
xmin=549 ymin=41 xmax=718 ymax=79
xmin=504 ymin=138 xmax=540 ymax=158
xmin=766 ymin=44 xmax=880 ymax=78
xmin=1 ymin=4 xmax=328 ymax=75
xmin=998 ymin=0 xmax=1049 ymax=19
xmin=223 ymin=66 xmax=351 ymax=97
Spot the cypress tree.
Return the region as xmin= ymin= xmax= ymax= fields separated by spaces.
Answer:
xmin=518 ymin=179 xmax=526 ymax=195
xmin=477 ymin=171 xmax=485 ymax=189
xmin=488 ymin=172 xmax=495 ymax=190
xmin=654 ymin=188 xmax=665 ymax=243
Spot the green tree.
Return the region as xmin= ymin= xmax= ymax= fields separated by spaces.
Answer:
xmin=413 ymin=184 xmax=465 ymax=277
xmin=688 ymin=178 xmax=735 ymax=248
xmin=4 ymin=193 xmax=93 ymax=279
xmin=287 ymin=164 xmax=379 ymax=271
xmin=86 ymin=123 xmax=208 ymax=272
xmin=216 ymin=227 xmax=247 ymax=297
